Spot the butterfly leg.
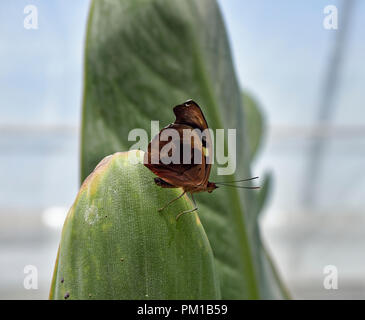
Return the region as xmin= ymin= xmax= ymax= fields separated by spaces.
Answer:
xmin=158 ymin=190 xmax=186 ymax=212
xmin=176 ymin=194 xmax=198 ymax=221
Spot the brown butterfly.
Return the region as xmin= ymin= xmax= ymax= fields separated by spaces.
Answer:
xmin=144 ymin=99 xmax=259 ymax=220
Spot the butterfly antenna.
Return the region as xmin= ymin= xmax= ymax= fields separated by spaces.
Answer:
xmin=214 ymin=176 xmax=259 ymax=184
xmin=215 ymin=183 xmax=260 ymax=189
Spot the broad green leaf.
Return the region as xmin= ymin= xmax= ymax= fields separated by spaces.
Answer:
xmin=248 ymin=172 xmax=290 ymax=299
xmin=81 ymin=0 xmax=287 ymax=299
xmin=50 ymin=151 xmax=220 ymax=299
xmin=242 ymin=92 xmax=289 ymax=299
xmin=242 ymin=90 xmax=265 ymax=161
xmin=256 ymin=172 xmax=272 ymax=217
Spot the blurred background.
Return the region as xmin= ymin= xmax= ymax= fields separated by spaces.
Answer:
xmin=0 ymin=0 xmax=364 ymax=299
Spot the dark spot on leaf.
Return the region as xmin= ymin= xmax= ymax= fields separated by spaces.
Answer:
xmin=60 ymin=277 xmax=64 ymax=283
xmin=120 ymin=258 xmax=124 ymax=262
xmin=64 ymin=292 xmax=70 ymax=299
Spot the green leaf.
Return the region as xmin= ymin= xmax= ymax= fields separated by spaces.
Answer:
xmin=242 ymin=90 xmax=265 ymax=161
xmin=256 ymin=172 xmax=272 ymax=218
xmin=256 ymin=173 xmax=292 ymax=299
xmin=81 ymin=0 xmax=287 ymax=299
xmin=50 ymin=151 xmax=220 ymax=299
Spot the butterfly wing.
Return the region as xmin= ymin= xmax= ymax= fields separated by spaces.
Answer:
xmin=173 ymin=100 xmax=209 ymax=131
xmin=144 ymin=123 xmax=206 ymax=188
xmin=144 ymin=100 xmax=212 ymax=189
xmin=173 ymin=100 xmax=213 ymax=186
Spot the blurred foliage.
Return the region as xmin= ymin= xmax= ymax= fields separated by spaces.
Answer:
xmin=242 ymin=90 xmax=265 ymax=161
xmin=51 ymin=0 xmax=289 ymax=299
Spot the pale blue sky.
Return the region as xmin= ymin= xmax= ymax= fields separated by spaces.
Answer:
xmin=0 ymin=0 xmax=364 ymax=127
xmin=218 ymin=0 xmax=365 ymax=126
xmin=0 ymin=0 xmax=89 ymax=126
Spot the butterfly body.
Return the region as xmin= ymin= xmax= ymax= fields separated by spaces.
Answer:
xmin=144 ymin=100 xmax=217 ymax=193
xmin=154 ymin=177 xmax=217 ymax=194
xmin=144 ymin=100 xmax=217 ymax=219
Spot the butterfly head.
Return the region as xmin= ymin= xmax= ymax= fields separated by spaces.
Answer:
xmin=207 ymin=182 xmax=218 ymax=193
